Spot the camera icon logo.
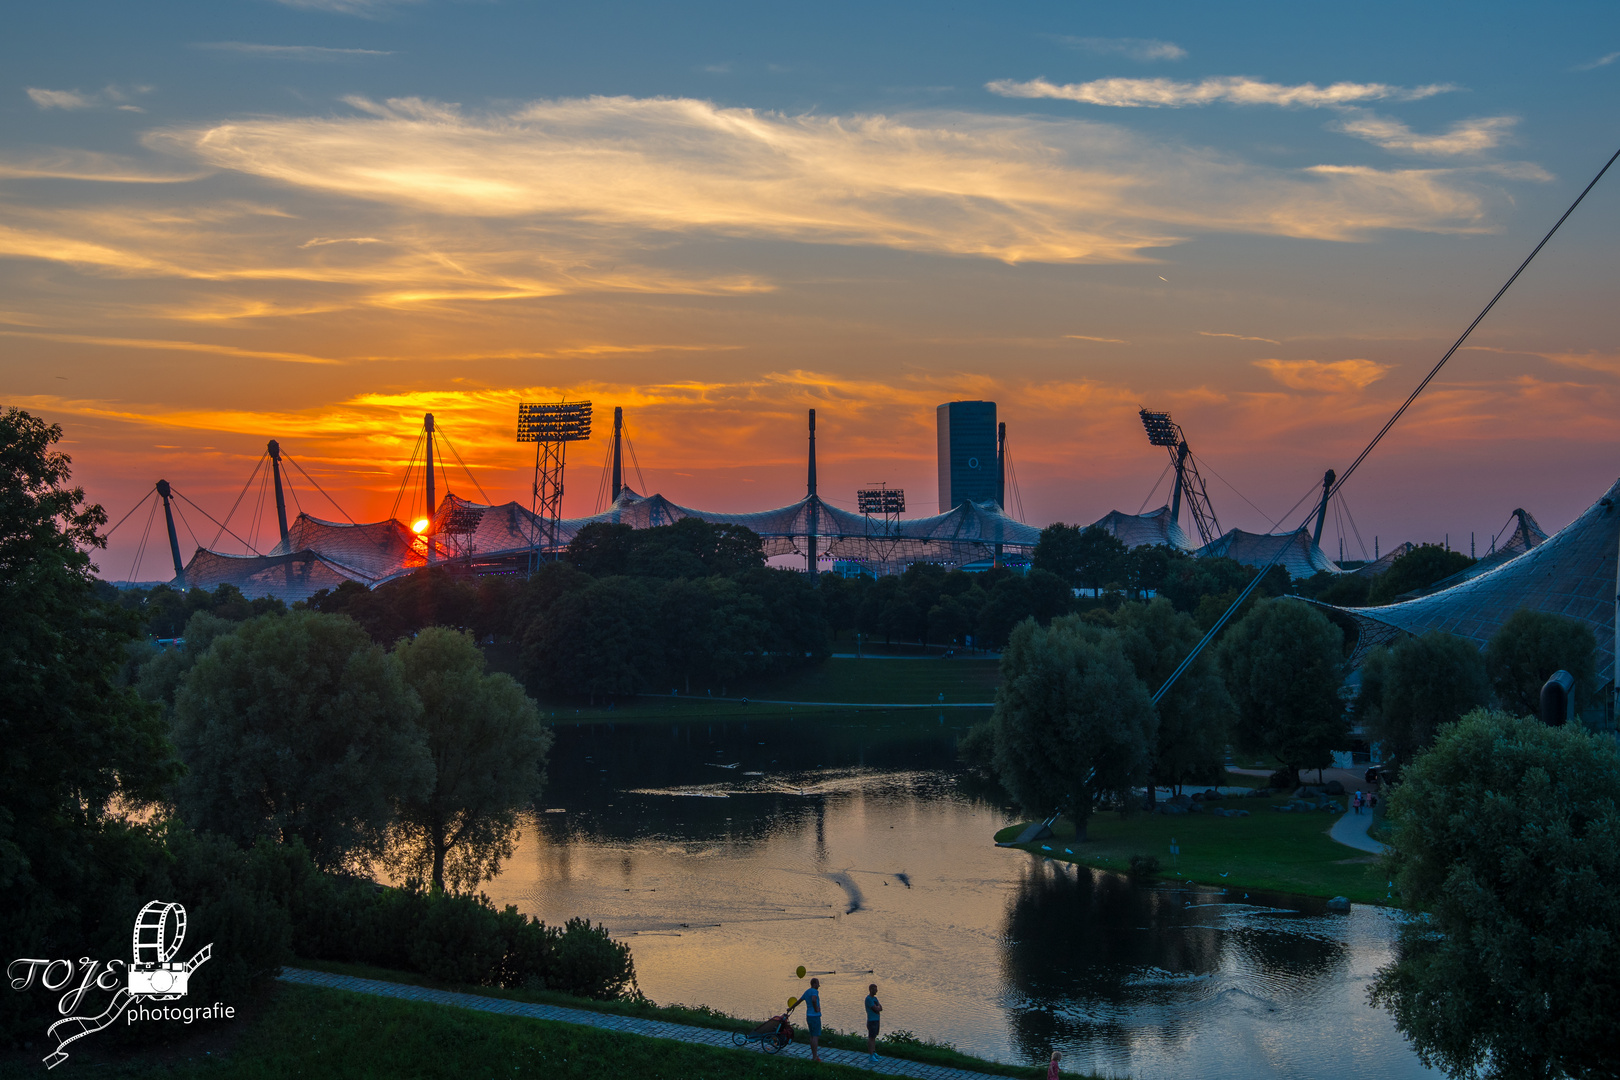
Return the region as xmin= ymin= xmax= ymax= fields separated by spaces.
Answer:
xmin=128 ymin=962 xmax=191 ymax=998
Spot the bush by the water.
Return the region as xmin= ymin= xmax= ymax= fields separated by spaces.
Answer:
xmin=1128 ymin=854 xmax=1161 ymax=877
xmin=287 ymin=864 xmax=637 ymax=999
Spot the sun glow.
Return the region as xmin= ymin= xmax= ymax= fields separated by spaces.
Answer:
xmin=412 ymin=518 xmax=430 ymax=534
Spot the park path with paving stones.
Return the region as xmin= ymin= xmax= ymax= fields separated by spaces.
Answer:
xmin=278 ymin=968 xmax=1016 ymax=1080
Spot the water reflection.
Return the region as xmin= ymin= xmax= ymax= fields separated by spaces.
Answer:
xmin=483 ymin=714 xmax=1431 ymax=1080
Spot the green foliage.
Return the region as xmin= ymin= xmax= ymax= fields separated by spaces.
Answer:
xmin=566 ymin=517 xmax=765 ymax=578
xmin=134 ymin=609 xmax=241 ymax=715
xmin=991 ymin=615 xmax=1156 ymax=839
xmin=1032 ymin=523 xmax=1127 ymax=592
xmin=1127 ymin=854 xmax=1161 ymax=877
xmin=1110 ymin=598 xmax=1232 ymax=793
xmin=172 ymin=611 xmax=433 ymax=869
xmin=288 ymin=871 xmax=638 ymax=999
xmin=1296 ymin=569 xmax=1372 ymax=607
xmin=1366 ymin=543 xmax=1474 ymax=605
xmin=1356 ymin=631 xmax=1490 ymax=770
xmin=0 ymin=408 xmax=181 ymax=1038
xmin=519 ymin=566 xmax=826 ymax=700
xmin=1371 ymin=710 xmax=1620 ymax=1079
xmin=302 ymin=567 xmax=522 ymax=646
xmin=110 ymin=581 xmax=288 ymax=639
xmin=1484 ymin=608 xmax=1598 ymax=718
xmin=387 ymin=628 xmax=552 ymax=892
xmin=1218 ymin=598 xmax=1347 ymax=785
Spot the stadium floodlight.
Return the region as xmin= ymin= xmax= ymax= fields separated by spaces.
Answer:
xmin=1139 ymin=409 xmax=1180 ymax=447
xmin=517 ymin=402 xmax=593 ymax=443
xmin=857 ymin=488 xmax=906 ymax=515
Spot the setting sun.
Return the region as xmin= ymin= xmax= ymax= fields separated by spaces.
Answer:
xmin=412 ymin=519 xmax=430 ymax=534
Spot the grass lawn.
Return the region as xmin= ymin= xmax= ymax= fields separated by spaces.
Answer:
xmin=0 ymin=979 xmax=1098 ymax=1080
xmin=520 ymin=657 xmax=1002 ymax=723
xmin=994 ymin=800 xmax=1387 ymax=905
xmin=285 ymin=958 xmax=1058 ymax=1079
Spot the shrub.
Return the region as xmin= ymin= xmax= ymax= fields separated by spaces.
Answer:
xmin=549 ymin=917 xmax=640 ymax=1000
xmin=1128 ymin=854 xmax=1161 ymax=877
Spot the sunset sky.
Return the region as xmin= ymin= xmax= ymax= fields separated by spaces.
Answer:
xmin=5 ymin=1 xmax=1620 ymax=580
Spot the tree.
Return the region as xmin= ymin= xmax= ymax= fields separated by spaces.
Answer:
xmin=172 ymin=610 xmax=433 ymax=869
xmin=135 ymin=609 xmax=241 ymax=715
xmin=991 ymin=616 xmax=1156 ymax=840
xmin=565 ymin=521 xmax=637 ymax=576
xmin=1112 ymin=599 xmax=1232 ymax=796
xmin=520 ymin=575 xmax=662 ymax=700
xmin=1356 ymin=631 xmax=1490 ymax=771
xmin=1367 ymin=543 xmax=1474 ymax=605
xmin=1484 ymin=608 xmax=1598 ymax=718
xmin=388 ymin=629 xmax=552 ymax=893
xmin=1032 ymin=523 xmax=1126 ymax=593
xmin=0 ymin=409 xmax=179 ymax=1033
xmin=1218 ymin=598 xmax=1347 ymax=785
xmin=1370 ymin=710 xmax=1620 ymax=1079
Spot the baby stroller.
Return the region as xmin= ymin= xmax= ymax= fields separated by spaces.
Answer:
xmin=731 ymin=998 xmax=798 ymax=1054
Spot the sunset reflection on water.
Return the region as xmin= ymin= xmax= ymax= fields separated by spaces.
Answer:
xmin=483 ymin=716 xmax=1433 ymax=1079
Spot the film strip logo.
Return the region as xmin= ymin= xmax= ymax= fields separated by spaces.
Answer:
xmin=6 ymin=901 xmax=213 ymax=1069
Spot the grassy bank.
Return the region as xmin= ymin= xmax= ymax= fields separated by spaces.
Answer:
xmin=0 ymin=976 xmax=1098 ymax=1080
xmin=995 ymin=799 xmax=1387 ymax=905
xmin=514 ymin=656 xmax=1001 ymax=723
xmin=286 ymin=958 xmax=1064 ymax=1079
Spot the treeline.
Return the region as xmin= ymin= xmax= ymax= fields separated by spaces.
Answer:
xmin=966 ymin=582 xmax=1601 ymax=842
xmin=0 ymin=409 xmax=636 ymax=1050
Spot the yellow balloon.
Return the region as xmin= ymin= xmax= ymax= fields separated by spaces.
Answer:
xmin=788 ymin=996 xmax=799 ymax=1009
xmin=795 ymin=965 xmax=807 ymax=979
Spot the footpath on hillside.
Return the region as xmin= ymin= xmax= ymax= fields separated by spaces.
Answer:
xmin=278 ymin=968 xmax=1017 ymax=1080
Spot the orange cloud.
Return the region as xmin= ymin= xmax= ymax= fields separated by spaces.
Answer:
xmin=1253 ymin=358 xmax=1391 ymax=391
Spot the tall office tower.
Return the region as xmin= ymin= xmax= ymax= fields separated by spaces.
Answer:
xmin=936 ymin=400 xmax=998 ymax=512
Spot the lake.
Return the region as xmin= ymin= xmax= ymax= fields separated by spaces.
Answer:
xmin=484 ymin=712 xmax=1434 ymax=1080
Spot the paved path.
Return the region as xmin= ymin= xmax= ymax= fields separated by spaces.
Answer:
xmin=279 ymin=967 xmax=1009 ymax=1080
xmin=1329 ymin=805 xmax=1387 ymax=854
xmin=655 ymin=693 xmax=995 ymax=709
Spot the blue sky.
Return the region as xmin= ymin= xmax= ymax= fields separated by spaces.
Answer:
xmin=5 ymin=0 xmax=1620 ymax=573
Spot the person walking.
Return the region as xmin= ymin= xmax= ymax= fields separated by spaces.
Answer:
xmin=802 ymin=978 xmax=822 ymax=1063
xmin=864 ymin=983 xmax=882 ymax=1062
xmin=1048 ymin=1050 xmax=1063 ymax=1079
xmin=1353 ymin=790 xmax=1363 ymax=815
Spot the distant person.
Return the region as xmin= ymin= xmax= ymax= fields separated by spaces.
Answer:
xmin=1353 ymin=790 xmax=1363 ymax=815
xmin=865 ymin=983 xmax=882 ymax=1062
xmin=802 ymin=978 xmax=822 ymax=1062
xmin=1048 ymin=1050 xmax=1063 ymax=1079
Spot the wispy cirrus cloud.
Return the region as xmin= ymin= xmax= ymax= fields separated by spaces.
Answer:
xmin=137 ymin=94 xmax=1518 ymax=274
xmin=0 ymin=149 xmax=207 ymax=183
xmin=271 ymin=0 xmax=420 ymax=15
xmin=1335 ymin=111 xmax=1516 ymax=155
xmin=1201 ymin=330 xmax=1279 ymax=344
xmin=1056 ymin=37 xmax=1186 ymax=62
xmin=986 ymin=75 xmax=1454 ymax=109
xmin=26 ymin=84 xmax=152 ymax=112
xmin=1575 ymin=51 xmax=1620 ymax=71
xmin=192 ymin=42 xmax=394 ymax=60
xmin=1253 ymin=357 xmax=1390 ymax=391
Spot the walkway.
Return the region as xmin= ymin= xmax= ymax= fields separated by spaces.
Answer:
xmin=278 ymin=967 xmax=1009 ymax=1080
xmin=1329 ymin=805 xmax=1386 ymax=854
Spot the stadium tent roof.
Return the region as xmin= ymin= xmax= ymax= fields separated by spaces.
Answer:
xmin=171 ymin=488 xmax=1046 ymax=600
xmin=1401 ymin=508 xmax=1549 ymax=598
xmin=1195 ymin=528 xmax=1338 ymax=579
xmin=1350 ymin=541 xmax=1415 ymax=578
xmin=1087 ymin=506 xmax=1193 ymax=551
xmin=1330 ymin=479 xmax=1619 ymax=677
xmin=180 ymin=548 xmax=374 ymax=604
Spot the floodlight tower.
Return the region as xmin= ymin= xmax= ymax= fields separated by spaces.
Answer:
xmin=1139 ymin=408 xmax=1222 ymax=546
xmin=857 ymin=484 xmax=905 ymax=574
xmin=517 ymin=400 xmax=593 ymax=568
xmin=155 ymin=479 xmax=186 ymax=587
xmin=267 ymin=440 xmax=291 ymax=548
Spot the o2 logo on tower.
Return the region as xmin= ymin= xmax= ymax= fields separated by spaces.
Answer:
xmin=7 ymin=901 xmax=227 ymax=1069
